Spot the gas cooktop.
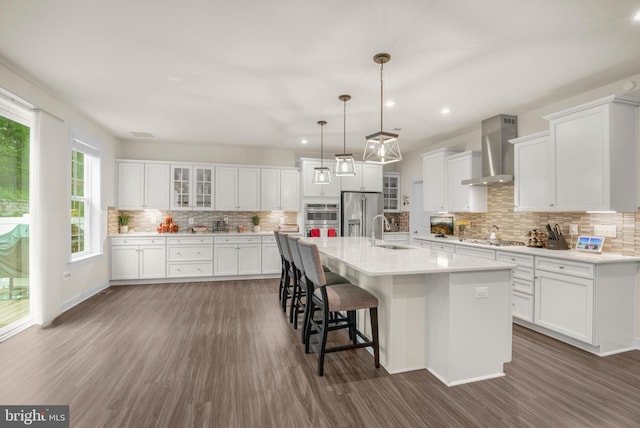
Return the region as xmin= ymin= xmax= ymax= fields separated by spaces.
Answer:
xmin=463 ymin=239 xmax=525 ymax=247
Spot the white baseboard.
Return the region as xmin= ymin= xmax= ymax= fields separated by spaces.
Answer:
xmin=60 ymin=280 xmax=110 ymax=312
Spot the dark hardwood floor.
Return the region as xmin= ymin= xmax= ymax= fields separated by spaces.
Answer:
xmin=1 ymin=279 xmax=639 ymax=427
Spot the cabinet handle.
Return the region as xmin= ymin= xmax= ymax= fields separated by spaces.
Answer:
xmin=177 ymin=252 xmax=181 ymax=256
xmin=511 ymin=258 xmax=516 ymax=261
xmin=559 ymin=266 xmax=564 ymax=269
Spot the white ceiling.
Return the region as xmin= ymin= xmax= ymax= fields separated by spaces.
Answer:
xmin=1 ymin=0 xmax=640 ymax=155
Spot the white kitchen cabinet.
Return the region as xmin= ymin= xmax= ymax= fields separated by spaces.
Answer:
xmin=430 ymin=241 xmax=455 ymax=254
xmin=446 ymin=151 xmax=486 ymax=212
xmin=261 ymin=235 xmax=281 ymax=274
xmin=340 ymin=162 xmax=383 ymax=192
xmin=543 ymin=94 xmax=639 ymax=212
xmin=411 ymin=238 xmax=431 ymax=248
xmin=383 ymin=233 xmax=409 ymax=244
xmin=117 ymin=161 xmax=170 ymax=210
xmin=214 ymin=236 xmax=262 ymax=276
xmin=215 ymin=166 xmax=261 ymax=211
xmin=170 ymin=164 xmax=214 ymax=210
xmin=510 ymin=131 xmax=549 ymax=212
xmin=261 ymin=168 xmax=300 ymax=211
xmin=383 ymin=173 xmax=401 ymax=212
xmin=421 ymin=149 xmax=460 ymax=212
xmin=455 ymin=245 xmax=495 ymax=260
xmin=118 ymin=162 xmax=144 ymax=210
xmin=497 ymin=250 xmax=535 ymax=322
xmin=166 ymin=236 xmax=213 ymax=278
xmin=111 ymin=237 xmax=166 ymax=280
xmin=300 ymin=158 xmax=340 ymax=198
xmin=534 ymin=267 xmax=594 ymax=344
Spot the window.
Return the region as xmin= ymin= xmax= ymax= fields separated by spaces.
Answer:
xmin=70 ymin=138 xmax=101 ymax=261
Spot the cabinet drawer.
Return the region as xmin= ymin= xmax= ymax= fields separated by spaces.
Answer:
xmin=535 ymin=256 xmax=594 ymax=279
xmin=512 ymin=290 xmax=534 ymax=322
xmin=262 ymin=236 xmax=276 ymax=244
xmin=167 ymin=245 xmax=213 ymax=261
xmin=455 ymin=245 xmax=495 ymax=260
xmin=214 ymin=236 xmax=262 ymax=244
xmin=512 ymin=278 xmax=533 ymax=295
xmin=111 ymin=237 xmax=166 ymax=246
xmin=167 ymin=262 xmax=213 ymax=278
xmin=166 ymin=236 xmax=213 ymax=245
xmin=431 ymin=242 xmax=455 ymax=253
xmin=496 ymin=251 xmax=534 ymax=267
xmin=384 ymin=234 xmax=409 ymax=243
xmin=412 ymin=239 xmax=431 ymax=249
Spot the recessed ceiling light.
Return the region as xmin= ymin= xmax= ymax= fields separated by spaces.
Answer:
xmin=130 ymin=131 xmax=154 ymax=138
xmin=301 ymin=139 xmax=308 ymax=144
xmin=385 ymin=100 xmax=395 ymax=107
xmin=634 ymin=10 xmax=640 ymax=21
xmin=392 ymin=127 xmax=402 ymax=132
xmin=441 ymin=107 xmax=451 ymax=114
xmin=165 ymin=75 xmax=181 ymax=83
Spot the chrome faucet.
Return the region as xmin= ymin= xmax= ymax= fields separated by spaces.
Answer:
xmin=372 ymin=214 xmax=390 ymax=245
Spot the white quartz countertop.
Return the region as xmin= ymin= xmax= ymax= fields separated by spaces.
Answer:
xmin=413 ymin=235 xmax=640 ymax=264
xmin=302 ymin=236 xmax=514 ymax=276
xmin=110 ymin=231 xmax=293 ymax=238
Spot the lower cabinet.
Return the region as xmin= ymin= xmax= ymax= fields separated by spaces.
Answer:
xmin=166 ymin=236 xmax=213 ymax=278
xmin=214 ymin=236 xmax=262 ymax=276
xmin=383 ymin=233 xmax=409 ymax=244
xmin=534 ymin=259 xmax=594 ymax=344
xmin=496 ymin=250 xmax=535 ymax=322
xmin=111 ymin=237 xmax=166 ymax=280
xmin=261 ymin=235 xmax=282 ymax=274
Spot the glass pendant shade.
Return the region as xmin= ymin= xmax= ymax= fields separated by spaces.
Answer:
xmin=313 ymin=166 xmax=332 ymax=184
xmin=363 ymin=131 xmax=402 ymax=164
xmin=334 ymin=154 xmax=356 ymax=176
xmin=334 ymin=94 xmax=356 ymax=176
xmin=364 ymin=53 xmax=402 ymax=165
xmin=312 ymin=120 xmax=331 ymax=184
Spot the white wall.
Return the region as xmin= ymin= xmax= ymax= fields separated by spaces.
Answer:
xmin=0 ymin=58 xmax=118 ymax=326
xmin=396 ymin=73 xmax=640 ymax=212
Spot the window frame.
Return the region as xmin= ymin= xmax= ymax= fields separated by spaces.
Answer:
xmin=69 ymin=137 xmax=102 ymax=262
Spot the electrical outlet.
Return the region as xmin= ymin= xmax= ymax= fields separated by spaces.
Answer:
xmin=594 ymin=225 xmax=616 ymax=237
xmin=150 ymin=215 xmax=157 ymax=224
xmin=188 ymin=217 xmax=194 ymax=225
xmin=475 ymin=287 xmax=489 ymax=299
xmin=569 ymin=224 xmax=579 ymax=235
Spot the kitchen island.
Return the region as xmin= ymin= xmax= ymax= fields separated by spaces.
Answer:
xmin=302 ymin=236 xmax=515 ymax=386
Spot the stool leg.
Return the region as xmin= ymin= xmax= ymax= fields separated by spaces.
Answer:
xmin=370 ymin=307 xmax=380 ymax=368
xmin=318 ymin=302 xmax=330 ymax=377
xmin=304 ymin=298 xmax=315 ymax=353
xmin=348 ymin=311 xmax=356 ymax=344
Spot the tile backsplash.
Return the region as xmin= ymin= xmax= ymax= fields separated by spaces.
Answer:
xmin=108 ymin=209 xmax=298 ymax=235
xmin=453 ymin=183 xmax=639 ymax=256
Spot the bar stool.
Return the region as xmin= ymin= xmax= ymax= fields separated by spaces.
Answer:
xmin=286 ymin=236 xmax=350 ymax=338
xmin=297 ymin=240 xmax=380 ymax=376
xmin=273 ymin=231 xmax=287 ymax=305
xmin=275 ymin=231 xmax=295 ymax=313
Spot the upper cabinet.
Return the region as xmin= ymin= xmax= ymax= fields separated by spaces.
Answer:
xmin=171 ymin=164 xmax=214 ymax=211
xmin=340 ymin=162 xmax=383 ymax=192
xmin=383 ymin=172 xmax=401 ymax=212
xmin=510 ymin=131 xmax=550 ymax=212
xmin=300 ymin=158 xmax=340 ymax=198
xmin=215 ymin=166 xmax=261 ymax=211
xmin=118 ymin=161 xmax=170 ymax=210
xmin=422 ymin=149 xmax=459 ymax=212
xmin=543 ymin=95 xmax=639 ymax=212
xmin=446 ymin=151 xmax=487 ymax=213
xmin=261 ymin=168 xmax=299 ymax=211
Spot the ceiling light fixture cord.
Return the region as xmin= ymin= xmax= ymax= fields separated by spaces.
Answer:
xmin=380 ymin=59 xmax=384 ymax=132
xmin=343 ymin=98 xmax=347 ymax=152
xmin=320 ymin=121 xmax=324 ymax=168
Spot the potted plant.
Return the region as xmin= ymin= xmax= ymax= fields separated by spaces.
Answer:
xmin=252 ymin=215 xmax=260 ymax=232
xmin=118 ymin=214 xmax=130 ymax=234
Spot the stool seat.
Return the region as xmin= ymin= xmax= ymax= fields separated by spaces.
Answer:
xmin=314 ymin=284 xmax=378 ymax=312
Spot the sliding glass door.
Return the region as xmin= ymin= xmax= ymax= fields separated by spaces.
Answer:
xmin=0 ymin=103 xmax=31 ymax=338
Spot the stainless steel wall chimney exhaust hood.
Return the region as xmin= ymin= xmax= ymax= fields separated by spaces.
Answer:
xmin=462 ymin=114 xmax=517 ymax=186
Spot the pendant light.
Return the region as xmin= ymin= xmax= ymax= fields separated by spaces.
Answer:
xmin=334 ymin=94 xmax=356 ymax=176
xmin=313 ymin=120 xmax=332 ymax=184
xmin=363 ymin=53 xmax=402 ymax=164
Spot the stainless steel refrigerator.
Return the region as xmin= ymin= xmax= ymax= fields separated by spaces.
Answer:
xmin=341 ymin=191 xmax=384 ymax=237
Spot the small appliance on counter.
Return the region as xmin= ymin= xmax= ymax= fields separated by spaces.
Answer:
xmin=214 ymin=220 xmax=229 ymax=233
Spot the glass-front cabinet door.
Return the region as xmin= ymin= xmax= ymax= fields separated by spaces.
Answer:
xmin=171 ymin=165 xmax=191 ymax=210
xmin=383 ymin=173 xmax=401 ymax=212
xmin=193 ymin=166 xmax=213 ymax=210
